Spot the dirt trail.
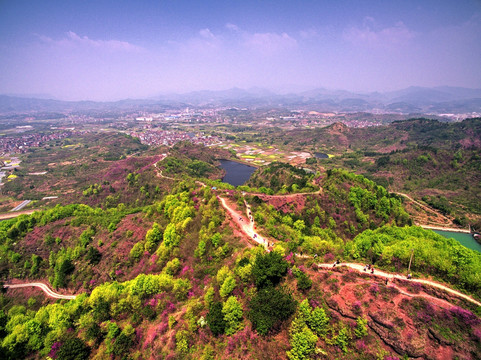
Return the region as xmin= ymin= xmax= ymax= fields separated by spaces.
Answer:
xmin=220 ymin=189 xmax=481 ymax=308
xmin=0 ymin=209 xmax=36 ymax=220
xmin=4 ymin=282 xmax=77 ymax=300
xmin=153 ymin=154 xmax=177 ymax=180
xmin=420 ymin=224 xmax=471 ymax=234
xmin=326 ymin=274 xmax=455 ymax=310
xmin=316 ymin=262 xmax=481 ymax=307
xmin=394 ymin=192 xmax=453 ymax=226
xmin=217 ymin=195 xmax=269 ymax=250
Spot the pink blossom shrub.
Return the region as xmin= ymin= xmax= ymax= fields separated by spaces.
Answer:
xmin=48 ymin=342 xmax=62 ymax=358
xmin=356 ymin=340 xmax=367 ymax=351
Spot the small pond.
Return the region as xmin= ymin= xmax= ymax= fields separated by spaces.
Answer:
xmin=432 ymin=229 xmax=481 ymax=253
xmin=219 ymin=159 xmax=256 ymax=186
xmin=315 ymin=152 xmax=329 ymax=159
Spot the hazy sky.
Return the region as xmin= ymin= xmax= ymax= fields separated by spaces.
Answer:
xmin=1 ymin=0 xmax=480 ymax=101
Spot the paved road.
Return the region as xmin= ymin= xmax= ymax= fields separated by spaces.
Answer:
xmin=10 ymin=199 xmax=32 ymax=212
xmin=317 ymin=262 xmax=481 ymax=307
xmin=4 ymin=282 xmax=77 ymax=300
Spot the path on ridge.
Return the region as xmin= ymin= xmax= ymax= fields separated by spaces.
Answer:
xmin=316 ymin=262 xmax=481 ymax=307
xmin=394 ymin=192 xmax=454 ymax=227
xmin=217 ymin=192 xmax=481 ymax=308
xmin=149 ymin=158 xmax=480 ymax=308
xmin=217 ymin=195 xmax=269 ymax=250
xmin=4 ymin=282 xmax=77 ymax=300
xmin=324 ymin=271 xmax=456 ymax=310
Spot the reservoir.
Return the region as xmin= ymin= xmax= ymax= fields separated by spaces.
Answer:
xmin=432 ymin=229 xmax=481 ymax=253
xmin=315 ymin=152 xmax=329 ymax=159
xmin=219 ymin=159 xmax=256 ymax=186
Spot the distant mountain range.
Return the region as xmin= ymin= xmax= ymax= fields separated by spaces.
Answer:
xmin=1 ymin=86 xmax=481 ymax=115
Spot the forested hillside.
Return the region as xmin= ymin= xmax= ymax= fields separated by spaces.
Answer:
xmin=2 ymin=143 xmax=481 ymax=359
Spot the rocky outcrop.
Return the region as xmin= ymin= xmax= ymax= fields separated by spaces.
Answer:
xmin=427 ymin=327 xmax=454 ymax=346
xmin=368 ymin=312 xmax=425 ymax=358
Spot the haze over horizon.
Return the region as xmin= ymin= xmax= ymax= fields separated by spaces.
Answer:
xmin=1 ymin=0 xmax=480 ymax=102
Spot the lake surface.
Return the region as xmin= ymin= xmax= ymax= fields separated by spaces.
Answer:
xmin=432 ymin=229 xmax=481 ymax=252
xmin=219 ymin=159 xmax=256 ymax=186
xmin=315 ymin=152 xmax=329 ymax=159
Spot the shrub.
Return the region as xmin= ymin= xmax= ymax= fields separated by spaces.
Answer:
xmin=296 ymin=271 xmax=312 ymax=291
xmin=354 ymin=316 xmax=368 ymax=338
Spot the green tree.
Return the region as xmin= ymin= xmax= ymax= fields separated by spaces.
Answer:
xmin=248 ymin=286 xmax=296 ymax=335
xmin=163 ymin=223 xmax=180 ymax=248
xmin=335 ymin=326 xmax=351 ymax=353
xmin=29 ymin=255 xmax=42 ymax=277
xmin=129 ymin=242 xmax=144 ymax=260
xmin=112 ymin=332 xmax=134 ymax=357
xmin=252 ymin=251 xmax=288 ymax=288
xmin=195 ymin=240 xmax=206 ymax=258
xmin=53 ymin=258 xmax=74 ymax=289
xmin=206 ymin=302 xmax=226 ymax=336
xmin=219 ymin=276 xmax=236 ymax=299
xmin=144 ymin=222 xmax=163 ymax=253
xmin=222 ymin=296 xmax=243 ymax=335
xmin=297 ymin=299 xmax=312 ymax=324
xmin=287 ymin=317 xmax=318 ymax=360
xmin=56 ymin=338 xmax=90 ymax=360
xmin=309 ymin=307 xmax=329 ymax=337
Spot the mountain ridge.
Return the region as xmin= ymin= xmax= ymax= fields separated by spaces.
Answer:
xmin=1 ymin=85 xmax=481 ymax=114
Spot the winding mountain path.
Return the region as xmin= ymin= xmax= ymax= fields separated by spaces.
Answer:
xmin=394 ymin=192 xmax=454 ymax=226
xmin=217 ymin=185 xmax=481 ymax=307
xmin=217 ymin=195 xmax=269 ymax=250
xmin=4 ymin=282 xmax=77 ymax=300
xmin=4 ymin=162 xmax=478 ymax=309
xmin=316 ymin=262 xmax=481 ymax=307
